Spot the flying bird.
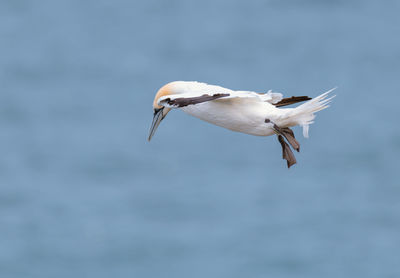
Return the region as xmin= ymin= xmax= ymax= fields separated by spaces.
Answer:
xmin=148 ymin=81 xmax=335 ymax=168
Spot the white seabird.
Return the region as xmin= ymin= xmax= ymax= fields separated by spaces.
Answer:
xmin=148 ymin=81 xmax=335 ymax=168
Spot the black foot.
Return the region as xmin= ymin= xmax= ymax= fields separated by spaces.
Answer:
xmin=265 ymin=119 xmax=300 ymax=168
xmin=273 ymin=125 xmax=300 ymax=152
xmin=277 ymin=135 xmax=297 ymax=168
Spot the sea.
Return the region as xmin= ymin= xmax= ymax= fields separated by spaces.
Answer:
xmin=1 ymin=0 xmax=399 ymax=277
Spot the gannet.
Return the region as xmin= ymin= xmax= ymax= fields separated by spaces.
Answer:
xmin=148 ymin=81 xmax=335 ymax=168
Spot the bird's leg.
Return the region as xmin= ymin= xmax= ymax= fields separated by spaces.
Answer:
xmin=265 ymin=119 xmax=300 ymax=152
xmin=265 ymin=119 xmax=298 ymax=168
xmin=277 ymin=135 xmax=297 ymax=168
xmin=277 ymin=126 xmax=300 ymax=152
xmin=272 ymin=124 xmax=300 ymax=152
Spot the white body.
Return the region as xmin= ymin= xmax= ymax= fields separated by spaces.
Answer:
xmin=157 ymin=81 xmax=334 ymax=138
xmin=181 ymin=98 xmax=283 ymax=136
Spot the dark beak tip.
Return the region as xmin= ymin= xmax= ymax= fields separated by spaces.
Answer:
xmin=148 ymin=108 xmax=164 ymax=142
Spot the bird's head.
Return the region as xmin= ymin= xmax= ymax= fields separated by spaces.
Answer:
xmin=147 ymin=82 xmax=176 ymax=141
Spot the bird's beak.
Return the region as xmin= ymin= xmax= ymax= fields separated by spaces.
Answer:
xmin=148 ymin=108 xmax=164 ymax=141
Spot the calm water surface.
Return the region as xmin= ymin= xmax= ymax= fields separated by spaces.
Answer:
xmin=1 ymin=0 xmax=400 ymax=277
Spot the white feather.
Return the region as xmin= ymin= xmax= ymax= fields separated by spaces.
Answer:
xmin=282 ymin=88 xmax=336 ymax=137
xmin=156 ymin=81 xmax=335 ymax=138
xmin=158 ymin=81 xmax=283 ymax=108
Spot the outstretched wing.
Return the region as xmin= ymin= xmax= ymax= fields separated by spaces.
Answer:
xmin=274 ymin=96 xmax=312 ymax=107
xmin=159 ymin=93 xmax=231 ymax=108
xmin=158 ymin=89 xmax=285 ymax=109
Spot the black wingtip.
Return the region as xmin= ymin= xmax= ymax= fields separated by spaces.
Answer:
xmin=275 ymin=96 xmax=312 ymax=107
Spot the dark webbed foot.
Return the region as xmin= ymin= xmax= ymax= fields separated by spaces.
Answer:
xmin=277 ymin=135 xmax=297 ymax=168
xmin=265 ymin=119 xmax=300 ymax=168
xmin=273 ymin=125 xmax=300 ymax=152
xmin=280 ymin=127 xmax=300 ymax=152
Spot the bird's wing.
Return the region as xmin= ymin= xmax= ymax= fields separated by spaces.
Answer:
xmin=256 ymin=90 xmax=283 ymax=104
xmin=158 ymin=90 xmax=284 ymax=108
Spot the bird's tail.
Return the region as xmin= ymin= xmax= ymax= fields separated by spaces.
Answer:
xmin=281 ymin=88 xmax=336 ymax=138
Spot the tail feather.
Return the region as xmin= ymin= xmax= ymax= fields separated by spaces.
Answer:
xmin=284 ymin=88 xmax=336 ymax=138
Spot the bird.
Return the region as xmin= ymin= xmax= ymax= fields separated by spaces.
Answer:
xmin=148 ymin=81 xmax=335 ymax=168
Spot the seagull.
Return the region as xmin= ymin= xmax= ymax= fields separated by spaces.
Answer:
xmin=148 ymin=81 xmax=335 ymax=168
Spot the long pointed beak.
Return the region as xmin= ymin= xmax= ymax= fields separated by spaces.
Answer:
xmin=148 ymin=108 xmax=164 ymax=141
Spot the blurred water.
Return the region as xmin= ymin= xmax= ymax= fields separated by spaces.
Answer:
xmin=1 ymin=0 xmax=400 ymax=277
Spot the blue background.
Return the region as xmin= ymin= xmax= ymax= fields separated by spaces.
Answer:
xmin=1 ymin=0 xmax=400 ymax=277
